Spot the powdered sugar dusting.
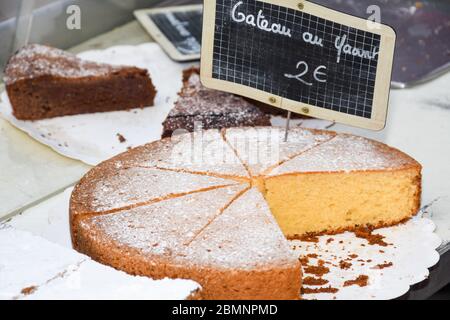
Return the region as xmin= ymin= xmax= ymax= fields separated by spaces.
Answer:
xmin=270 ymin=134 xmax=418 ymax=175
xmin=184 ymin=188 xmax=299 ymax=269
xmin=73 ymin=165 xmax=237 ymax=214
xmin=224 ymin=127 xmax=336 ymax=176
xmin=84 ymin=184 xmax=248 ymax=257
xmin=4 ymin=44 xmax=125 ymax=85
xmin=142 ymin=130 xmax=248 ymax=177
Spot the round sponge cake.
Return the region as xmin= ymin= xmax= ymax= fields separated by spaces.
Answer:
xmin=70 ymin=127 xmax=421 ymax=299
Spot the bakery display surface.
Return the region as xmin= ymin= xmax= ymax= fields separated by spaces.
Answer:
xmin=69 ymin=127 xmax=425 ymax=299
xmin=5 ymin=44 xmax=156 ymax=120
xmin=0 ymin=44 xmax=332 ymax=166
xmin=1 ymin=21 xmax=449 ymax=301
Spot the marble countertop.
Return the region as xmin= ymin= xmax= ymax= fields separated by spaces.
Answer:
xmin=0 ymin=21 xmax=449 ymax=252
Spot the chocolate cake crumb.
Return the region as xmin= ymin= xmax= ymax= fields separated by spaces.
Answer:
xmin=21 ymin=286 xmax=37 ymax=295
xmin=326 ymin=238 xmax=334 ymax=244
xmin=339 ymin=260 xmax=352 ymax=270
xmin=354 ymin=227 xmax=389 ymax=246
xmin=343 ymin=275 xmax=369 ymax=287
xmin=302 ymin=286 xmax=339 ymax=294
xmin=303 ymin=277 xmax=329 ymax=286
xmin=117 ymin=133 xmax=126 ymax=143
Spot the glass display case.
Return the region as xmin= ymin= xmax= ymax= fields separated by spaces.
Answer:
xmin=0 ymin=0 xmax=201 ymax=76
xmin=0 ymin=0 xmax=448 ymax=302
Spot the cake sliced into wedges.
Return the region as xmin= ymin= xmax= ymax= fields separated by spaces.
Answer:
xmin=70 ymin=127 xmax=421 ymax=299
xmin=112 ymin=129 xmax=250 ymax=179
xmin=161 ymin=68 xmax=270 ymax=138
xmin=184 ymin=188 xmax=301 ymax=299
xmin=70 ymin=164 xmax=238 ymax=215
xmin=224 ymin=127 xmax=336 ymax=177
xmin=4 ymin=44 xmax=156 ymax=120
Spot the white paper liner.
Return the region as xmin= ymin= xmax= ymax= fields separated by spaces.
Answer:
xmin=0 ymin=226 xmax=200 ymax=300
xmin=0 ymin=43 xmax=332 ymax=166
xmin=7 ymin=187 xmax=442 ymax=300
xmin=0 ymin=43 xmax=191 ymax=165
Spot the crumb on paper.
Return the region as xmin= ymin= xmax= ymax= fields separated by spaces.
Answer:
xmin=299 ymin=256 xmax=309 ymax=265
xmin=343 ymin=275 xmax=369 ymax=288
xmin=304 ymin=264 xmax=330 ymax=277
xmin=302 ymin=286 xmax=339 ymax=294
xmin=339 ymin=260 xmax=352 ymax=270
xmin=21 ymin=286 xmax=37 ymax=295
xmin=117 ymin=133 xmax=126 ymax=143
xmin=298 ymin=234 xmax=319 ymax=243
xmin=303 ymin=277 xmax=329 ymax=286
xmin=374 ymin=262 xmax=393 ymax=270
xmin=354 ymin=227 xmax=389 ymax=247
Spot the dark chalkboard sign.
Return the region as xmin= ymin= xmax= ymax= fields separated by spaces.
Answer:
xmin=135 ymin=5 xmax=203 ymax=61
xmin=201 ymin=0 xmax=396 ymax=130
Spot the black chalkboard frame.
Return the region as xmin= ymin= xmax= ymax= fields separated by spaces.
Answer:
xmin=200 ymin=0 xmax=396 ymax=130
xmin=134 ymin=4 xmax=203 ymax=61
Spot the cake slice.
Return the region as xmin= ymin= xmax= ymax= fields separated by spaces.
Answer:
xmin=223 ymin=127 xmax=336 ymax=176
xmin=161 ymin=68 xmax=270 ymax=138
xmin=70 ymin=164 xmax=237 ymax=215
xmin=73 ymin=184 xmax=248 ymax=253
xmin=72 ymin=185 xmax=250 ymax=299
xmin=113 ymin=129 xmax=250 ymax=179
xmin=74 ymin=187 xmax=301 ymax=300
xmin=4 ymin=44 xmax=156 ymax=120
xmin=184 ymin=188 xmax=301 ymax=300
xmin=265 ymin=134 xmax=422 ymax=237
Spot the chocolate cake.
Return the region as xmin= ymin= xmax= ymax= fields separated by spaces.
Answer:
xmin=162 ymin=68 xmax=270 ymax=138
xmin=4 ymin=44 xmax=157 ymax=120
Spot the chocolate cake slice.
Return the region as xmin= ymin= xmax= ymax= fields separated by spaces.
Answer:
xmin=162 ymin=68 xmax=270 ymax=138
xmin=4 ymin=44 xmax=157 ymax=120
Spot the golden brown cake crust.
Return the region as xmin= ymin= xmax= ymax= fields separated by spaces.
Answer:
xmin=74 ymin=219 xmax=301 ymax=300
